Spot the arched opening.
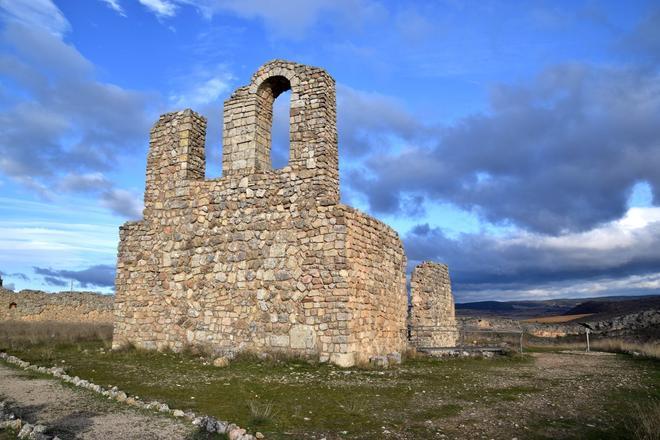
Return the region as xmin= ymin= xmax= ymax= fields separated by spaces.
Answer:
xmin=271 ymin=89 xmax=291 ymax=169
xmin=255 ymin=75 xmax=292 ymax=170
xmin=9 ymin=302 xmax=16 ymax=309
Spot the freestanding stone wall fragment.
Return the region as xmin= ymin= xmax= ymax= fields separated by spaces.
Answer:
xmin=112 ymin=60 xmax=408 ymax=367
xmin=0 ymin=288 xmax=113 ymax=323
xmin=410 ymin=262 xmax=459 ymax=348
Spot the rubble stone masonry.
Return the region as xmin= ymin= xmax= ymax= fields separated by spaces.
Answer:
xmin=112 ymin=60 xmax=410 ymax=366
xmin=410 ymin=262 xmax=459 ymax=347
xmin=0 ymin=288 xmax=113 ymax=323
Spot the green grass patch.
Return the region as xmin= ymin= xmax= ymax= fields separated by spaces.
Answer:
xmin=1 ymin=341 xmax=529 ymax=439
xmin=487 ymin=385 xmax=541 ymax=401
xmin=413 ymin=403 xmax=462 ymax=420
xmin=2 ymin=330 xmax=658 ymax=440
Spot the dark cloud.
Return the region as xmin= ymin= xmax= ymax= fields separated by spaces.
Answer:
xmin=404 ymin=213 xmax=660 ymax=300
xmin=0 ymin=270 xmax=30 ymax=281
xmin=34 ymin=265 xmax=116 ymax=288
xmin=100 ymin=189 xmax=143 ymax=220
xmin=349 ymin=64 xmax=660 ymax=234
xmin=42 ymin=276 xmax=68 ymax=287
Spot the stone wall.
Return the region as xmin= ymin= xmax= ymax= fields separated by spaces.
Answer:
xmin=410 ymin=262 xmax=459 ymax=347
xmin=0 ymin=288 xmax=113 ymax=323
xmin=113 ymin=60 xmax=408 ymax=366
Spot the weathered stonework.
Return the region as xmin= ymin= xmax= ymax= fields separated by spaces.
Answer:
xmin=410 ymin=262 xmax=459 ymax=348
xmin=0 ymin=288 xmax=114 ymax=323
xmin=112 ymin=60 xmax=409 ymax=366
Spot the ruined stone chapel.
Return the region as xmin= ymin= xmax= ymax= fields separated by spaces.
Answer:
xmin=113 ymin=60 xmax=457 ymax=366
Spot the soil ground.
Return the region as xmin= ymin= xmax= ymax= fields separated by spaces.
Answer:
xmin=1 ymin=342 xmax=658 ymax=439
xmin=0 ymin=363 xmax=201 ymax=439
xmin=522 ymin=313 xmax=593 ymax=323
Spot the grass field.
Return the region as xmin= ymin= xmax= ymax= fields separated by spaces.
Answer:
xmin=0 ymin=321 xmax=659 ymax=439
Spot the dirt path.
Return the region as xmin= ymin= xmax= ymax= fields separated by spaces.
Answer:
xmin=0 ymin=364 xmax=196 ymax=439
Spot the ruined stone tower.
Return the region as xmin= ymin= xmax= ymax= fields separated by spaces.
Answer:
xmin=112 ymin=60 xmax=410 ymax=366
xmin=409 ymin=262 xmax=459 ymax=347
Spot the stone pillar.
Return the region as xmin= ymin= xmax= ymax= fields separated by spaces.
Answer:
xmin=144 ymin=109 xmax=207 ymax=217
xmin=410 ymin=262 xmax=459 ymax=348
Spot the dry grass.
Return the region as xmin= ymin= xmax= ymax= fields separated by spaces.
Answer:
xmin=0 ymin=320 xmax=112 ymax=350
xmin=247 ymin=400 xmax=274 ymax=426
xmin=591 ymin=339 xmax=660 ymax=360
xmin=628 ymin=401 xmax=660 ymax=440
xmin=527 ymin=338 xmax=660 ymax=360
xmin=523 ymin=313 xmax=593 ymax=323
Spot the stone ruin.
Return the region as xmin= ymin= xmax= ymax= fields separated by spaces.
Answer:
xmin=112 ymin=60 xmax=457 ymax=366
xmin=409 ymin=263 xmax=459 ymax=347
xmin=0 ymin=288 xmax=114 ymax=323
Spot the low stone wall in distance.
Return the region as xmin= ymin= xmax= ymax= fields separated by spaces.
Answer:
xmin=0 ymin=288 xmax=114 ymax=323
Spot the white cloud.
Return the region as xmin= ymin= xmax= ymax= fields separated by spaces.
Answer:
xmin=0 ymin=220 xmax=118 ymax=259
xmin=513 ymin=207 xmax=660 ymax=253
xmin=101 ymin=0 xmax=126 ymax=17
xmin=138 ymin=0 xmax=177 ymax=17
xmin=0 ymin=20 xmax=154 ymax=215
xmin=170 ymin=73 xmax=233 ymax=108
xmin=138 ymin=0 xmax=382 ymax=38
xmin=0 ymin=0 xmax=69 ymax=36
xmin=59 ymin=172 xmax=112 ymax=193
xmin=460 ymin=272 xmax=660 ymax=302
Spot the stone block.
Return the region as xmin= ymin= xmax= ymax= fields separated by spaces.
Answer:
xmin=289 ymin=324 xmax=316 ymax=349
xmin=330 ymin=352 xmax=355 ymax=368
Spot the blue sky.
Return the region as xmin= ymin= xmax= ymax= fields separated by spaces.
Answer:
xmin=1 ymin=0 xmax=659 ymax=302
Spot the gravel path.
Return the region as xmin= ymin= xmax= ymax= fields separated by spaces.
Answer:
xmin=0 ymin=364 xmax=196 ymax=439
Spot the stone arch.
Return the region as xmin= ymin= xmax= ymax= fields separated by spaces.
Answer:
xmin=254 ymin=75 xmax=292 ymax=169
xmin=221 ymin=59 xmax=339 ymax=203
xmin=9 ymin=302 xmax=16 ymax=309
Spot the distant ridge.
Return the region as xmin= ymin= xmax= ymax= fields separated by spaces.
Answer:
xmin=563 ymin=296 xmax=660 ymax=317
xmin=455 ymin=301 xmax=516 ymax=311
xmin=456 ymin=294 xmax=660 ymax=318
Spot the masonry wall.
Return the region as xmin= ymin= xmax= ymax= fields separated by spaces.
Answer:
xmin=346 ymin=209 xmax=408 ymax=365
xmin=113 ymin=60 xmax=407 ymax=366
xmin=410 ymin=262 xmax=459 ymax=348
xmin=0 ymin=288 xmax=113 ymax=323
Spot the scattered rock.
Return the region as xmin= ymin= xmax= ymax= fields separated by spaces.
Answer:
xmin=369 ymin=356 xmax=389 ymax=368
xmin=213 ymin=357 xmax=230 ymax=368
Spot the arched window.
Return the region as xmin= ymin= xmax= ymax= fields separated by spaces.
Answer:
xmin=9 ymin=302 xmax=17 ymax=310
xmin=271 ymin=89 xmax=291 ymax=169
xmin=255 ymin=76 xmax=292 ymax=170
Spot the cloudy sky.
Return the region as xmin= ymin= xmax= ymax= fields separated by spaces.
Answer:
xmin=0 ymin=0 xmax=659 ymax=302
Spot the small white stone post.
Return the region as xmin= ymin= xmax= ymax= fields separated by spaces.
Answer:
xmin=585 ymin=328 xmax=590 ymax=353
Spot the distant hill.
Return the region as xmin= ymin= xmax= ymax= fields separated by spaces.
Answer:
xmin=454 ymin=301 xmax=516 ymax=311
xmin=456 ymin=295 xmax=660 ymax=319
xmin=563 ymin=296 xmax=660 ymax=317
